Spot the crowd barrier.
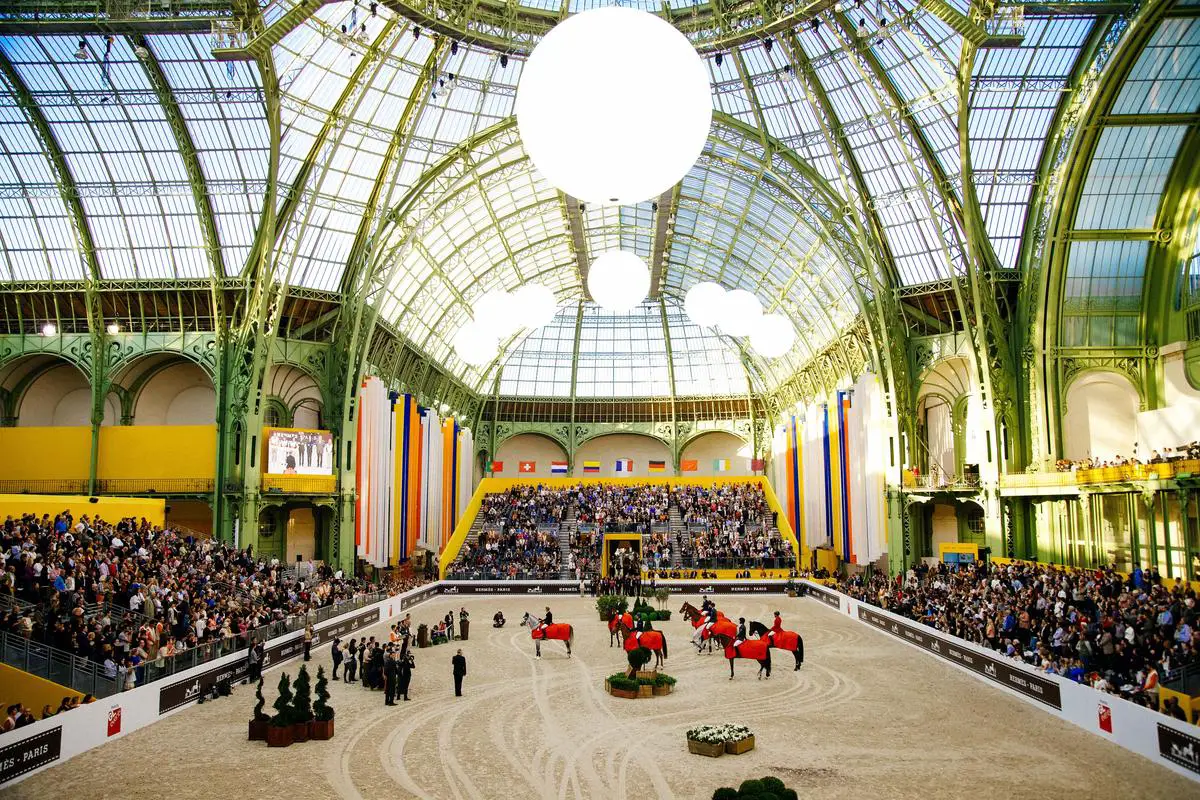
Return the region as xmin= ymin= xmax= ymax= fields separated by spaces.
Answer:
xmin=800 ymin=580 xmax=1200 ymax=784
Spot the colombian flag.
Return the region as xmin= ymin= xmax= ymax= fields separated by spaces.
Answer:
xmin=583 ymin=460 xmax=601 ymax=473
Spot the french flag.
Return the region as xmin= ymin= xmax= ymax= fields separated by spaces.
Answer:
xmin=550 ymin=461 xmax=568 ymax=474
xmin=615 ymin=459 xmax=633 ymax=472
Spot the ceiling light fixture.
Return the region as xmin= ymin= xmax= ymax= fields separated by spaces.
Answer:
xmin=587 ymin=250 xmax=650 ymax=313
xmin=763 ymin=38 xmax=774 ymax=52
xmin=452 ymin=322 xmax=498 ymax=367
xmin=74 ymin=39 xmax=88 ymax=60
xmin=451 ymin=40 xmax=459 ymax=55
xmin=500 ymin=53 xmax=508 ymax=68
xmin=715 ymin=52 xmax=723 ymax=67
xmin=750 ymin=313 xmax=796 ymax=358
xmin=515 ymin=7 xmax=711 ymax=206
xmin=684 ymin=281 xmax=726 ymax=328
xmin=412 ymin=26 xmax=420 ymax=39
xmin=106 ymin=322 xmax=121 ymax=335
xmin=41 ymin=322 xmax=57 ymax=336
xmin=718 ymin=289 xmax=763 ymax=337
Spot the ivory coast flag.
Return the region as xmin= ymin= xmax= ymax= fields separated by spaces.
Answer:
xmin=713 ymin=459 xmax=731 ymax=472
xmin=648 ymin=460 xmax=666 ymax=472
xmin=680 ymin=459 xmax=698 ymax=472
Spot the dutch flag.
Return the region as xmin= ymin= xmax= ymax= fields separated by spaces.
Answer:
xmin=550 ymin=461 xmax=568 ymax=474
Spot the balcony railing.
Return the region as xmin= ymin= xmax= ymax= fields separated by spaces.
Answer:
xmin=261 ymin=474 xmax=338 ymax=494
xmin=1000 ymin=460 xmax=1200 ymax=489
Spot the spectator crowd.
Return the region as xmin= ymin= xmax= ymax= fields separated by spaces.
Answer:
xmin=674 ymin=484 xmax=792 ymax=567
xmin=1054 ymin=442 xmax=1200 ymax=472
xmin=838 ymin=559 xmax=1198 ymax=713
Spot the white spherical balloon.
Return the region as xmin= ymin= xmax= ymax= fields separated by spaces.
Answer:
xmin=516 ymin=7 xmax=712 ymax=205
xmin=587 ymin=250 xmax=650 ymax=313
xmin=684 ymin=281 xmax=727 ymax=328
xmin=472 ymin=289 xmax=515 ymax=337
xmin=719 ymin=289 xmax=763 ymax=337
xmin=750 ymin=312 xmax=796 ymax=358
xmin=453 ymin=321 xmax=499 ymax=367
xmin=512 ymin=282 xmax=558 ymax=329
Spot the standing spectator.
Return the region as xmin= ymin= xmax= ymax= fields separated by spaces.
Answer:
xmin=452 ymin=648 xmax=467 ymax=697
xmin=331 ymin=636 xmax=343 ymax=680
xmin=303 ymin=624 xmax=314 ymax=661
xmin=248 ymin=639 xmax=263 ymax=682
xmin=384 ymin=651 xmax=399 ymax=706
xmin=398 ymin=650 xmax=414 ymax=701
xmin=344 ymin=639 xmax=358 ymax=683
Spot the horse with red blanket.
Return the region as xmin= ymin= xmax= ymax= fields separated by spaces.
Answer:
xmin=522 ymin=612 xmax=574 ymax=658
xmin=749 ymin=620 xmax=804 ymax=670
xmin=614 ymin=620 xmax=668 ymax=670
xmin=679 ymin=602 xmax=735 ymax=653
xmin=608 ymin=612 xmax=633 ymax=647
xmin=712 ymin=633 xmax=771 ymax=680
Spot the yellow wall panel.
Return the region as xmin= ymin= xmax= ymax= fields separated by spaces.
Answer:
xmin=0 ymin=663 xmax=82 ymax=718
xmin=97 ymin=425 xmax=216 ymax=478
xmin=0 ymin=494 xmax=165 ymax=526
xmin=0 ymin=427 xmax=90 ymax=481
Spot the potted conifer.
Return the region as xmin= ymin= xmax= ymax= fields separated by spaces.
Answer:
xmin=267 ymin=672 xmax=294 ymax=747
xmin=248 ymin=676 xmax=269 ymax=741
xmin=310 ymin=666 xmax=335 ymax=740
xmin=290 ymin=665 xmax=313 ymax=742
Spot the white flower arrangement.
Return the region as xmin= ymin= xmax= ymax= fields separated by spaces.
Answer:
xmin=686 ymin=724 xmax=752 ymax=744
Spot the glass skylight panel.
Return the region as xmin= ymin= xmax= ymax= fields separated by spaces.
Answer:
xmin=1062 ymin=239 xmax=1148 ymax=347
xmin=1075 ymin=125 xmax=1186 ymax=230
xmin=575 ymin=302 xmax=671 ymax=398
xmin=1112 ymin=17 xmax=1200 ymax=115
xmin=499 ymin=306 xmax=577 ymax=397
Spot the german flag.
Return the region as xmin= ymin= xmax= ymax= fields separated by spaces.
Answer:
xmin=648 ymin=460 xmax=666 ymax=472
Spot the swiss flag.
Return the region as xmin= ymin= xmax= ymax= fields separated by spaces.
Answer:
xmin=107 ymin=706 xmax=122 ymax=737
xmin=519 ymin=461 xmax=536 ymax=473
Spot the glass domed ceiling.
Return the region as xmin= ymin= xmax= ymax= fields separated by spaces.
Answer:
xmin=0 ymin=0 xmax=1139 ymax=399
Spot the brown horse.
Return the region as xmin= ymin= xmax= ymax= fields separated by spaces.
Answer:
xmin=608 ymin=612 xmax=633 ymax=647
xmin=750 ymin=621 xmax=804 ymax=670
xmin=615 ymin=620 xmax=668 ymax=670
xmin=713 ymin=633 xmax=771 ymax=680
xmin=680 ymin=602 xmax=735 ymax=652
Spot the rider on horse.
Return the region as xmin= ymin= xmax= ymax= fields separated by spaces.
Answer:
xmin=539 ymin=606 xmax=553 ymax=635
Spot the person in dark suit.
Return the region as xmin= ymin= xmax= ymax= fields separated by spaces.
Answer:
xmin=384 ymin=652 xmax=399 ymax=705
xmin=452 ymin=649 xmax=467 ymax=697
xmin=344 ymin=639 xmax=358 ymax=683
xmin=331 ymin=637 xmax=343 ymax=680
xmin=398 ymin=652 xmax=414 ymax=701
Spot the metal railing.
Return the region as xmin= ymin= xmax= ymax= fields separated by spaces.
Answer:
xmin=999 ymin=460 xmax=1200 ymax=488
xmin=0 ymin=594 xmax=33 ymax=614
xmin=676 ymin=556 xmax=794 ymax=570
xmin=1 ymin=630 xmax=121 ymax=699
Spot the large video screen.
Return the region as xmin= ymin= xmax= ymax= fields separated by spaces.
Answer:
xmin=264 ymin=428 xmax=334 ymax=475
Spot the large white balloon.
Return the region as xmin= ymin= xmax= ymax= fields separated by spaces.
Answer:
xmin=750 ymin=312 xmax=796 ymax=358
xmin=515 ymin=7 xmax=712 ymax=205
xmin=587 ymin=250 xmax=650 ymax=313
xmin=684 ymin=281 xmax=727 ymax=328
xmin=512 ymin=282 xmax=558 ymax=329
xmin=453 ymin=321 xmax=499 ymax=367
xmin=472 ymin=289 xmax=516 ymax=337
xmin=719 ymin=289 xmax=763 ymax=337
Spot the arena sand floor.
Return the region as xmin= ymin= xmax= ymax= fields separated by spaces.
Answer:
xmin=8 ymin=594 xmax=1195 ymax=800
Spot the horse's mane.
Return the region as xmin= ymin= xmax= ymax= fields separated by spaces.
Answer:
xmin=749 ymin=620 xmax=769 ymax=636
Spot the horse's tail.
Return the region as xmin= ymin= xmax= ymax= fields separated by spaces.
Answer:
xmin=568 ymin=625 xmax=575 ymax=648
xmin=661 ymin=632 xmax=668 ymax=661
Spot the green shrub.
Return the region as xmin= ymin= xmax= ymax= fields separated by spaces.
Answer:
xmin=780 ymin=791 xmax=798 ymax=800
xmin=313 ymin=666 xmax=334 ymax=721
xmin=738 ymin=780 xmax=766 ymax=795
xmin=654 ymin=587 xmax=670 ymax=608
xmin=712 ymin=789 xmax=738 ymax=800
xmin=760 ymin=777 xmax=786 ymax=794
xmin=596 ymin=595 xmax=628 ymax=619
xmin=253 ymin=676 xmax=268 ymax=721
xmin=636 ymin=676 xmax=656 ymax=686
xmin=607 ymin=673 xmax=638 ymax=692
xmin=271 ymin=672 xmax=293 ymax=727
xmin=627 ymin=646 xmax=652 ymax=672
xmin=652 ymin=673 xmax=676 ymax=687
xmin=656 ymin=609 xmax=672 ymax=621
xmin=291 ymin=664 xmax=313 ymax=723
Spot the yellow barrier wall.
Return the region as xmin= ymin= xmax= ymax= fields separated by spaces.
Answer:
xmin=0 ymin=494 xmax=165 ymax=526
xmin=97 ymin=425 xmax=216 ymax=478
xmin=0 ymin=663 xmax=83 ymax=717
xmin=0 ymin=427 xmax=91 ymax=481
xmin=439 ymin=476 xmax=806 ymax=578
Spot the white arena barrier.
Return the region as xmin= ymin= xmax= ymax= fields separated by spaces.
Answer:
xmin=802 ymin=580 xmax=1200 ymax=784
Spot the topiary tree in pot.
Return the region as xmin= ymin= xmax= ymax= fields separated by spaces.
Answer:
xmin=248 ymin=676 xmax=269 ymax=741
xmin=626 ymin=645 xmax=652 ymax=678
xmin=290 ymin=664 xmax=313 ymax=742
xmin=267 ymin=672 xmax=294 ymax=747
xmin=310 ymin=665 xmax=335 ymax=740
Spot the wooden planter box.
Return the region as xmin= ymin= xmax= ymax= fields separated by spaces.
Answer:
xmin=609 ymin=687 xmax=638 ymax=699
xmin=266 ymin=725 xmax=293 ymax=748
xmin=687 ymin=739 xmax=724 ymax=758
xmin=726 ymin=736 xmax=755 ymax=755
xmin=652 ymin=684 xmax=672 ymax=696
xmin=635 ymin=670 xmax=658 ymax=681
xmin=248 ymin=719 xmax=268 ymax=741
xmin=637 ymin=684 xmax=653 ymax=698
xmin=291 ymin=721 xmax=311 ymax=743
xmin=309 ymin=719 xmax=334 ymax=740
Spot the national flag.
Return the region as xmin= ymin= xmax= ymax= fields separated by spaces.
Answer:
xmin=550 ymin=461 xmax=568 ymax=474
xmin=750 ymin=458 xmax=766 ymax=471
xmin=583 ymin=460 xmax=601 ymax=473
xmin=713 ymin=459 xmax=731 ymax=472
xmin=680 ymin=459 xmax=698 ymax=472
xmin=615 ymin=459 xmax=633 ymax=472
xmin=648 ymin=460 xmax=666 ymax=472
xmin=490 ymin=460 xmax=504 ymax=473
xmin=519 ymin=461 xmax=536 ymax=473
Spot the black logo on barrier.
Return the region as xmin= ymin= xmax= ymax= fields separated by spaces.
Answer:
xmin=806 ymin=585 xmax=841 ymax=609
xmin=0 ymin=726 xmax=61 ymax=786
xmin=1158 ymin=724 xmax=1200 ymax=775
xmin=855 ymin=606 xmax=1062 ymax=710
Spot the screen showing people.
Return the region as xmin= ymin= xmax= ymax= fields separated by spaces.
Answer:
xmin=265 ymin=428 xmax=333 ymax=475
